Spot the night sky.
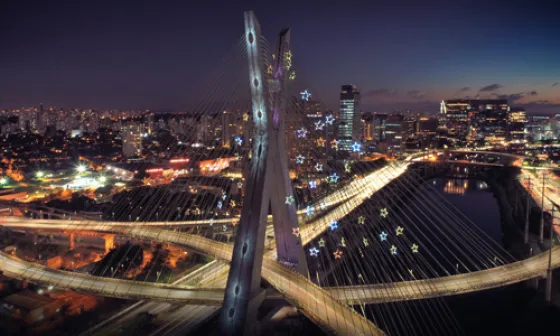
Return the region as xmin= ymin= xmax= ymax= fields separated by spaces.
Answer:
xmin=1 ymin=0 xmax=560 ymax=113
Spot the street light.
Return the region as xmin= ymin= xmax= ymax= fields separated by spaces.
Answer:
xmin=36 ymin=171 xmax=44 ymax=178
xmin=0 ymin=177 xmax=7 ymax=185
xmin=76 ymin=164 xmax=87 ymax=174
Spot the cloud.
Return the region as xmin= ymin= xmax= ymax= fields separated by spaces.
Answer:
xmin=553 ymin=82 xmax=559 ymax=87
xmin=458 ymin=86 xmax=470 ymax=93
xmin=479 ymin=84 xmax=502 ymax=92
xmin=493 ymin=91 xmax=537 ymax=103
xmin=406 ymin=90 xmax=426 ymax=100
xmin=363 ymin=88 xmax=399 ymax=98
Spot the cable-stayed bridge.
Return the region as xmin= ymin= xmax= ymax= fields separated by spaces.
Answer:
xmin=0 ymin=11 xmax=559 ymax=336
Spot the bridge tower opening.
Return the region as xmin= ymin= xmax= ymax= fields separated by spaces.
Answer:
xmin=220 ymin=11 xmax=307 ymax=336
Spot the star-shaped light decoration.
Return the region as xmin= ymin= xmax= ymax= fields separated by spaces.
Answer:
xmin=315 ymin=163 xmax=323 ymax=172
xmin=357 ymin=216 xmax=365 ymax=225
xmin=297 ymin=128 xmax=308 ymax=138
xmin=395 ymin=226 xmax=404 ymax=236
xmin=325 ymin=115 xmax=335 ymax=125
xmin=318 ymin=238 xmax=326 ymax=247
xmin=317 ymin=137 xmax=326 ymax=147
xmin=306 ymin=205 xmax=315 ymax=216
xmin=315 ymin=120 xmax=325 ymax=131
xmin=411 ymin=244 xmax=419 ymax=253
xmin=232 ymin=219 xmax=238 ymax=227
xmin=243 ymin=113 xmax=249 ymax=122
xmin=289 ymin=70 xmax=296 ymax=81
xmin=309 ymin=180 xmax=317 ymax=189
xmin=295 ymin=154 xmax=305 ymax=164
xmin=300 ymin=89 xmax=311 ymax=101
xmin=320 ymin=200 xmax=327 ymax=210
xmin=222 ymin=225 xmax=228 ymax=232
xmin=329 ymin=172 xmax=340 ymax=183
xmin=333 ymin=249 xmax=343 ymax=259
xmin=267 ymin=64 xmax=273 ymax=75
xmin=292 ymin=227 xmax=300 ymax=237
xmin=209 ymin=218 xmax=214 ymax=226
xmin=230 ymin=200 xmax=236 ymax=207
xmin=330 ymin=139 xmax=339 ymax=150
xmin=363 ymin=237 xmax=369 ymax=247
xmin=390 ymin=245 xmax=398 ymax=255
xmin=340 ymin=237 xmax=346 ymax=247
xmin=285 ymin=196 xmax=295 ymax=205
xmin=329 ymin=220 xmax=338 ymax=231
xmin=379 ymin=231 xmax=388 ymax=241
xmin=234 ymin=137 xmax=243 ymax=146
xmin=237 ymin=181 xmax=243 ymax=189
xmin=222 ymin=193 xmax=227 ymax=201
xmin=408 ymin=269 xmax=414 ymax=277
xmin=309 ymin=247 xmax=319 ymax=257
xmin=352 ymin=141 xmax=362 ymax=153
xmin=344 ymin=161 xmax=351 ymax=173
xmin=217 ymin=201 xmax=223 ymax=209
xmin=380 ymin=208 xmax=389 ymax=218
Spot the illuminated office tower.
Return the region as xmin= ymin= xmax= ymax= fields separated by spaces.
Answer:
xmin=122 ymin=123 xmax=143 ymax=158
xmin=339 ymin=85 xmax=361 ymax=150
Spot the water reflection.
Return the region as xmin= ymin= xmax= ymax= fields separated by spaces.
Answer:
xmin=439 ymin=179 xmax=489 ymax=195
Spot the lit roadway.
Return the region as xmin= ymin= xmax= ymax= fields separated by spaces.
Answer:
xmin=1 ymin=162 xmax=559 ymax=334
xmin=0 ymin=164 xmax=406 ymax=336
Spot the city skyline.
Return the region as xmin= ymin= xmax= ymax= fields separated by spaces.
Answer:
xmin=1 ymin=1 xmax=560 ymax=114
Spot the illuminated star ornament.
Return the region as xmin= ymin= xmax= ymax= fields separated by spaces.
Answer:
xmin=325 ymin=115 xmax=335 ymax=125
xmin=222 ymin=225 xmax=227 ymax=232
xmin=380 ymin=208 xmax=389 ymax=218
xmin=340 ymin=237 xmax=346 ymax=247
xmin=317 ymin=137 xmax=326 ymax=147
xmin=379 ymin=231 xmax=388 ymax=241
xmin=408 ymin=269 xmax=414 ymax=277
xmin=320 ymin=200 xmax=327 ymax=210
xmin=309 ymin=180 xmax=317 ymax=189
xmin=363 ymin=237 xmax=369 ymax=247
xmin=315 ymin=120 xmax=325 ymax=130
xmin=329 ymin=172 xmax=340 ymax=183
xmin=333 ymin=249 xmax=343 ymax=259
xmin=295 ymin=154 xmax=305 ymax=164
xmin=309 ymin=247 xmax=319 ymax=257
xmin=318 ymin=238 xmax=326 ymax=247
xmin=330 ymin=139 xmax=339 ymax=150
xmin=234 ymin=137 xmax=243 ymax=146
xmin=315 ymin=163 xmax=323 ymax=172
xmin=217 ymin=201 xmax=223 ymax=209
xmin=289 ymin=70 xmax=296 ymax=81
xmin=209 ymin=218 xmax=214 ymax=226
xmin=237 ymin=181 xmax=243 ymax=189
xmin=306 ymin=205 xmax=315 ymax=216
xmin=390 ymin=245 xmax=398 ymax=255
xmin=352 ymin=142 xmax=362 ymax=153
xmin=395 ymin=226 xmax=404 ymax=236
xmin=300 ymin=89 xmax=311 ymax=101
xmin=411 ymin=244 xmax=419 ymax=253
xmin=329 ymin=220 xmax=338 ymax=231
xmin=292 ymin=227 xmax=300 ymax=237
xmin=344 ymin=161 xmax=351 ymax=173
xmin=243 ymin=113 xmax=249 ymax=122
xmin=222 ymin=193 xmax=227 ymax=201
xmin=357 ymin=216 xmax=365 ymax=225
xmin=297 ymin=128 xmax=308 ymax=138
xmin=285 ymin=196 xmax=295 ymax=205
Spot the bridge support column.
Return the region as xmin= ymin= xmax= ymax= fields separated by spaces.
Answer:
xmin=104 ymin=234 xmax=115 ymax=254
xmin=69 ymin=232 xmax=75 ymax=250
xmin=221 ymin=12 xmax=306 ymax=336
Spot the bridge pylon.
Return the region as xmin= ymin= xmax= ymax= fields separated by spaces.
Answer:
xmin=220 ymin=11 xmax=307 ymax=336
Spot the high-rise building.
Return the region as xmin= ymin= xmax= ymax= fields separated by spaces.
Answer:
xmin=443 ymin=99 xmax=509 ymax=145
xmin=122 ymin=123 xmax=143 ymax=158
xmin=339 ymin=85 xmax=361 ymax=150
xmin=507 ymin=108 xmax=526 ymax=142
